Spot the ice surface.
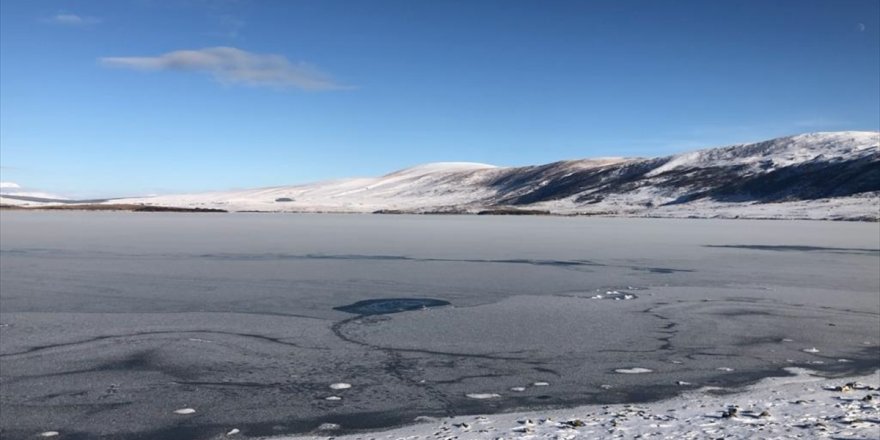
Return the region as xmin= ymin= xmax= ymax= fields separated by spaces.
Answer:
xmin=0 ymin=212 xmax=877 ymax=439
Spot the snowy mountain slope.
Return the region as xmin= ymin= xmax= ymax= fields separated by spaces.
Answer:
xmin=487 ymin=131 xmax=879 ymax=210
xmin=39 ymin=131 xmax=880 ymax=219
xmin=109 ymin=162 xmax=506 ymax=213
xmin=647 ymin=132 xmax=877 ymax=176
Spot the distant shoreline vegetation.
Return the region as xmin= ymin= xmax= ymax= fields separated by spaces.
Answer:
xmin=2 ymin=204 xmax=877 ymax=222
xmin=0 ymin=204 xmax=227 ymax=213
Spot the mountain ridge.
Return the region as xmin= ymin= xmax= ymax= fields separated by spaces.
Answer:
xmin=3 ymin=131 xmax=878 ymax=220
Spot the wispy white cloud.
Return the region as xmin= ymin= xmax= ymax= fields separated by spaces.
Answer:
xmin=46 ymin=13 xmax=101 ymax=26
xmin=0 ymin=182 xmax=21 ymax=189
xmin=100 ymin=47 xmax=349 ymax=91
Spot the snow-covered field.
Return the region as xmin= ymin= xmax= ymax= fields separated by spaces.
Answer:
xmin=530 ymin=192 xmax=880 ymax=221
xmin=282 ymin=368 xmax=880 ymax=440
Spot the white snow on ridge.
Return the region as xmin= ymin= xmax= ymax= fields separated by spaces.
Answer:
xmin=647 ymin=131 xmax=879 ymax=177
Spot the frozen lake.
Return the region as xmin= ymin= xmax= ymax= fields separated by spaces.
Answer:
xmin=1 ymin=212 xmax=878 ymax=439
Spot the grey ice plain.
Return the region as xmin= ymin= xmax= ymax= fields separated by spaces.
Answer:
xmin=0 ymin=212 xmax=878 ymax=440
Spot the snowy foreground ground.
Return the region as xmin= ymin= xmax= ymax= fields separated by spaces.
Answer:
xmin=281 ymin=368 xmax=880 ymax=440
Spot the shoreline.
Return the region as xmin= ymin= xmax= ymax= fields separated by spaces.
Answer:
xmin=1 ymin=205 xmax=877 ymax=222
xmin=0 ymin=203 xmax=227 ymax=213
xmin=276 ymin=367 xmax=880 ymax=440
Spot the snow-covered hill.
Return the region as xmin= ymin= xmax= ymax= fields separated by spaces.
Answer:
xmin=8 ymin=131 xmax=879 ymax=220
xmin=491 ymin=131 xmax=880 ymax=219
xmin=104 ymin=162 xmax=505 ymax=213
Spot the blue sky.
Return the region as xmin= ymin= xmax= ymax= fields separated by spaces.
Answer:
xmin=1 ymin=0 xmax=878 ymax=197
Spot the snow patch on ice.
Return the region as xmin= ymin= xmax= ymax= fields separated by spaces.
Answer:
xmin=466 ymin=393 xmax=502 ymax=399
xmin=615 ymin=367 xmax=654 ymax=374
